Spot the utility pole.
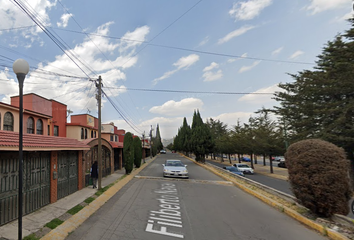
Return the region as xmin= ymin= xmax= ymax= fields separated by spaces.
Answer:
xmin=96 ymin=76 xmax=103 ymax=190
xmin=150 ymin=125 xmax=153 ymax=158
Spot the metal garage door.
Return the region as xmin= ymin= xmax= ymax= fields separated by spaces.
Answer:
xmin=0 ymin=151 xmax=50 ymax=226
xmin=57 ymin=151 xmax=78 ymax=200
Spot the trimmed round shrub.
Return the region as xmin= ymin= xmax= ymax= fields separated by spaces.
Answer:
xmin=285 ymin=139 xmax=352 ymax=217
xmin=133 ymin=136 xmax=142 ymax=168
xmin=123 ymin=132 xmax=134 ymax=174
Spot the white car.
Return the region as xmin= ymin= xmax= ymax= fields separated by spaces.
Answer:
xmin=233 ymin=163 xmax=254 ymax=174
xmin=162 ymin=160 xmax=189 ymax=178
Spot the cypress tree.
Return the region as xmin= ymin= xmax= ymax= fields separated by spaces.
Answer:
xmin=123 ymin=132 xmax=134 ymax=174
xmin=133 ymin=136 xmax=142 ymax=168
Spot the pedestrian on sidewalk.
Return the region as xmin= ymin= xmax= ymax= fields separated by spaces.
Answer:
xmin=90 ymin=161 xmax=98 ymax=189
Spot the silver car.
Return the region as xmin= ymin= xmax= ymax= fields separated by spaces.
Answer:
xmin=162 ymin=160 xmax=189 ymax=178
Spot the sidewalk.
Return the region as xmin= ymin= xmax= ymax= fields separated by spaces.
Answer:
xmin=0 ymin=167 xmax=128 ymax=240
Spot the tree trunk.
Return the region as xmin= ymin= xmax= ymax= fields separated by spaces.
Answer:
xmin=269 ymin=155 xmax=273 ymax=174
xmin=263 ymin=154 xmax=266 ymax=166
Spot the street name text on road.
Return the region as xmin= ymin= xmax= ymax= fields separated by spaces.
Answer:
xmin=145 ymin=182 xmax=184 ymax=238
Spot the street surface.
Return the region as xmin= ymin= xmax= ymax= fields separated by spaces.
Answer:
xmin=66 ymin=153 xmax=328 ymax=240
xmin=207 ymin=159 xmax=354 ymax=219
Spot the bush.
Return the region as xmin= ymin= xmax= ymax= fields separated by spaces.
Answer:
xmin=133 ymin=136 xmax=142 ymax=168
xmin=286 ymin=139 xmax=352 ymax=217
xmin=123 ymin=132 xmax=134 ymax=174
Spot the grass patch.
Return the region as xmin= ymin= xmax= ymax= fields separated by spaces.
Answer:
xmin=45 ymin=218 xmax=64 ymax=229
xmin=67 ymin=204 xmax=84 ymax=215
xmin=84 ymin=197 xmax=95 ymax=204
xmin=95 ymin=183 xmax=114 ymax=196
xmin=23 ymin=233 xmax=40 ymax=240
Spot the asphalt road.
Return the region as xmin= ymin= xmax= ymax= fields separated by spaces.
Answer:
xmin=207 ymin=159 xmax=354 ymax=219
xmin=66 ymin=153 xmax=328 ymax=240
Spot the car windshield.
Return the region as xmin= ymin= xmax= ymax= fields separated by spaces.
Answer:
xmin=166 ymin=161 xmax=184 ymax=167
xmin=228 ymin=167 xmax=239 ymax=171
xmin=238 ymin=164 xmax=250 ymax=168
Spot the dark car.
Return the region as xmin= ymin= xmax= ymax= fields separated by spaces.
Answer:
xmin=278 ymin=160 xmax=286 ymax=168
xmin=223 ymin=166 xmax=244 ymax=176
xmin=241 ymin=156 xmax=251 ymax=162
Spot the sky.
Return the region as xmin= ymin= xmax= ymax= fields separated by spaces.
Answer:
xmin=0 ymin=0 xmax=352 ymax=141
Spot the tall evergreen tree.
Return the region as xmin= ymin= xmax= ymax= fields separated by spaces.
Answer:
xmin=155 ymin=124 xmax=163 ymax=151
xmin=273 ymin=19 xmax=354 ymax=186
xmin=123 ymin=132 xmax=134 ymax=174
xmin=190 ymin=110 xmax=213 ymax=162
xmin=133 ymin=136 xmax=142 ymax=168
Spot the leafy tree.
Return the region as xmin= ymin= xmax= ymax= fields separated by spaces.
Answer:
xmin=286 ymin=139 xmax=352 ymax=217
xmin=133 ymin=136 xmax=142 ymax=168
xmin=123 ymin=132 xmax=134 ymax=174
xmin=206 ymin=118 xmax=227 ymax=159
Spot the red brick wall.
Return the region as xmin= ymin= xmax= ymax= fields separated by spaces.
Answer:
xmin=50 ymin=151 xmax=58 ymax=203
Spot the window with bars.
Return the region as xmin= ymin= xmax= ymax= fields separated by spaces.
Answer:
xmin=36 ymin=119 xmax=43 ymax=135
xmin=54 ymin=126 xmax=59 ymax=136
xmin=3 ymin=112 xmax=14 ymax=131
xmin=27 ymin=117 xmax=34 ymax=134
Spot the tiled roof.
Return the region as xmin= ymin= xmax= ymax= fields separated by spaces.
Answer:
xmin=0 ymin=130 xmax=90 ymax=151
xmin=109 ymin=141 xmax=123 ymax=148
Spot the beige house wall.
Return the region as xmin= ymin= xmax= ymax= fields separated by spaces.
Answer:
xmin=66 ymin=125 xmax=81 ymax=140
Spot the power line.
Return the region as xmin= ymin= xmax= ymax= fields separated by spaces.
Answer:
xmin=11 ymin=0 xmax=96 ymax=79
xmin=104 ymin=87 xmax=275 ymax=95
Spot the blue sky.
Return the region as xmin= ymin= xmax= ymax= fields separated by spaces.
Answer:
xmin=0 ymin=0 xmax=351 ymax=139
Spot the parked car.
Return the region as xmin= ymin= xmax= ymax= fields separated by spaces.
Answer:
xmin=162 ymin=160 xmax=188 ymax=178
xmin=273 ymin=156 xmax=284 ymax=161
xmin=278 ymin=160 xmax=286 ymax=168
xmin=223 ymin=166 xmax=244 ymax=176
xmin=160 ymin=149 xmax=166 ymax=154
xmin=241 ymin=156 xmax=251 ymax=162
xmin=233 ymin=163 xmax=254 ymax=174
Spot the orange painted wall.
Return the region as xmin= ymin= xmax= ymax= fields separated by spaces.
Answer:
xmin=50 ymin=151 xmax=58 ymax=203
xmin=51 ymin=100 xmax=67 ymax=137
xmin=71 ymin=115 xmax=87 ymax=125
xmin=11 ymin=94 xmax=52 ymax=116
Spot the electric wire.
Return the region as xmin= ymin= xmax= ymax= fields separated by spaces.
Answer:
xmin=10 ymin=0 xmax=96 ymax=79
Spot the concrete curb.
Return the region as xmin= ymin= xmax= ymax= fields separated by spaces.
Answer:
xmin=41 ymin=157 xmax=157 ymax=240
xmin=182 ymin=155 xmax=350 ymax=240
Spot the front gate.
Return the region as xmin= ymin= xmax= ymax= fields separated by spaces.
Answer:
xmin=0 ymin=151 xmax=50 ymax=226
xmin=57 ymin=151 xmax=78 ymax=200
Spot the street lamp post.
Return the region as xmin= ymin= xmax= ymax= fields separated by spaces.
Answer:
xmin=13 ymin=59 xmax=29 ymax=240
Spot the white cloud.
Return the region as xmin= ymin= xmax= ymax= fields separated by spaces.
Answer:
xmin=238 ymin=84 xmax=281 ymax=104
xmin=210 ymin=112 xmax=255 ymax=127
xmin=1 ymin=23 xmax=148 ymax=113
xmin=198 ymin=36 xmax=209 ymax=46
xmin=272 ymin=47 xmax=283 ymax=55
xmin=228 ymin=53 xmax=248 ymax=63
xmin=239 ymin=60 xmax=261 ymax=73
xmin=57 ymin=13 xmax=73 ymax=28
xmin=218 ymin=25 xmax=255 ymax=44
xmin=289 ymin=50 xmax=304 ymax=59
xmin=153 ymin=54 xmax=200 ymax=85
xmin=306 ymin=0 xmax=348 ymax=14
xmin=119 ymin=25 xmax=150 ymax=53
xmin=203 ymin=62 xmax=219 ymax=72
xmin=202 ymin=62 xmax=223 ymax=82
xmin=0 ymin=0 xmax=56 ymax=35
xmin=149 ymin=98 xmax=204 ymax=116
xmin=229 ymin=0 xmax=273 ymax=21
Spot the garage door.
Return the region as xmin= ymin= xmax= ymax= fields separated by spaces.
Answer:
xmin=0 ymin=151 xmax=50 ymax=226
xmin=57 ymin=151 xmax=78 ymax=200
